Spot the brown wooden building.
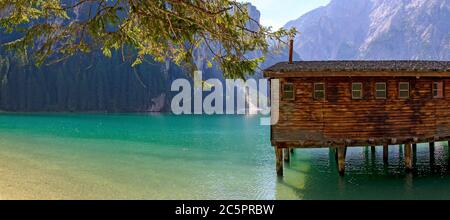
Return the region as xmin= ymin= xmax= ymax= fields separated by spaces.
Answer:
xmin=264 ymin=60 xmax=450 ymax=176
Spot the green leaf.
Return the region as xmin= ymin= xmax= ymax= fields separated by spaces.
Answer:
xmin=0 ymin=0 xmax=295 ymax=78
xmin=131 ymin=57 xmax=143 ymax=67
xmin=102 ymin=48 xmax=112 ymax=58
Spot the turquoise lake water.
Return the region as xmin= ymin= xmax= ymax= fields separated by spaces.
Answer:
xmin=1 ymin=113 xmax=450 ymax=199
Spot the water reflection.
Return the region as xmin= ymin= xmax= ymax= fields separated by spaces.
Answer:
xmin=2 ymin=114 xmax=450 ymax=199
xmin=277 ymin=142 xmax=450 ymax=200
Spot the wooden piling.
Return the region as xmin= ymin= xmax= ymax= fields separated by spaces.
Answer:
xmin=337 ymin=146 xmax=347 ymax=176
xmin=448 ymin=141 xmax=450 ymax=155
xmin=371 ymin=146 xmax=376 ymax=154
xmin=275 ymin=147 xmax=283 ymax=176
xmin=404 ymin=143 xmax=412 ymax=171
xmin=383 ymin=144 xmax=389 ymax=163
xmin=284 ymin=148 xmax=290 ymax=162
xmin=429 ymin=142 xmax=435 ymax=156
xmin=429 ymin=142 xmax=435 ymax=165
xmin=334 ymin=147 xmax=338 ymax=164
xmin=364 ymin=146 xmax=369 ymax=160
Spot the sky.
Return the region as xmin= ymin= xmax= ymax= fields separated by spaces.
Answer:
xmin=244 ymin=0 xmax=331 ymax=29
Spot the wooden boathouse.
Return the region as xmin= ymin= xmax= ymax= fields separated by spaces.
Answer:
xmin=264 ymin=59 xmax=450 ymax=176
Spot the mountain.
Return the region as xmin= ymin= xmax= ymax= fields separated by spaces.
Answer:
xmin=284 ymin=0 xmax=450 ymax=60
xmin=193 ymin=3 xmax=298 ymax=79
xmin=193 ymin=3 xmax=263 ymax=78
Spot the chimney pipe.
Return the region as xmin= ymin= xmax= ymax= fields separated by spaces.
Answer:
xmin=288 ymin=38 xmax=294 ymax=64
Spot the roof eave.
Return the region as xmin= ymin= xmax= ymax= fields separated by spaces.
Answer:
xmin=264 ymin=70 xmax=450 ymax=78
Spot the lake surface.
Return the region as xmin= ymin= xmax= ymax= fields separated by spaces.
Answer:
xmin=1 ymin=113 xmax=450 ymax=199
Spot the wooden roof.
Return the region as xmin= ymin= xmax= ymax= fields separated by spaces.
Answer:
xmin=264 ymin=61 xmax=450 ymax=78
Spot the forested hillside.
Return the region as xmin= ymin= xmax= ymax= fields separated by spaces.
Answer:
xmin=0 ymin=42 xmax=186 ymax=112
xmin=0 ymin=2 xmax=269 ymax=112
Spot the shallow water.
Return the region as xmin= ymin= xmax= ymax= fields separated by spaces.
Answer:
xmin=0 ymin=113 xmax=449 ymax=199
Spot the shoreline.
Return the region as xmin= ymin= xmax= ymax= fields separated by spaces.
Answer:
xmin=0 ymin=150 xmax=76 ymax=200
xmin=0 ymin=146 xmax=150 ymax=200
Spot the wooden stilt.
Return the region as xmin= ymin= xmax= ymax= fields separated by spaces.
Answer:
xmin=447 ymin=141 xmax=450 ymax=158
xmin=283 ymin=148 xmax=290 ymax=162
xmin=334 ymin=147 xmax=338 ymax=164
xmin=337 ymin=146 xmax=347 ymax=176
xmin=447 ymin=141 xmax=450 ymax=169
xmin=404 ymin=143 xmax=412 ymax=171
xmin=370 ymin=145 xmax=376 ymax=165
xmin=412 ymin=144 xmax=417 ymax=154
xmin=362 ymin=147 xmax=369 ymax=170
xmin=429 ymin=142 xmax=435 ymax=156
xmin=290 ymin=148 xmax=294 ymax=153
xmin=275 ymin=147 xmax=283 ymax=176
xmin=383 ymin=144 xmax=389 ymax=164
xmin=429 ymin=142 xmax=435 ymax=166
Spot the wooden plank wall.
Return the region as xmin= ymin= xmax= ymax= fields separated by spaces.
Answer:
xmin=272 ymin=76 xmax=450 ymax=147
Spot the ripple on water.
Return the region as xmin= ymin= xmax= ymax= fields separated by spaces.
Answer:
xmin=0 ymin=114 xmax=450 ymax=199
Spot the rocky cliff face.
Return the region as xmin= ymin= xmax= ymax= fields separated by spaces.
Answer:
xmin=284 ymin=0 xmax=450 ymax=60
xmin=193 ymin=3 xmax=266 ymax=78
xmin=194 ymin=3 xmax=299 ymax=79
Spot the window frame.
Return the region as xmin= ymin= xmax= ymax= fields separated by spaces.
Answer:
xmin=313 ymin=82 xmax=326 ymax=100
xmin=375 ymin=82 xmax=387 ymax=99
xmin=282 ymin=83 xmax=295 ymax=101
xmin=399 ymin=82 xmax=410 ymax=99
xmin=433 ymin=81 xmax=444 ymax=99
xmin=351 ymin=82 xmax=363 ymax=100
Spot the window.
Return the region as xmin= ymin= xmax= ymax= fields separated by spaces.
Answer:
xmin=399 ymin=82 xmax=410 ymax=99
xmin=352 ymin=83 xmax=363 ymax=99
xmin=283 ymin=83 xmax=294 ymax=100
xmin=375 ymin=82 xmax=387 ymax=99
xmin=433 ymin=82 xmax=444 ymax=98
xmin=314 ymin=83 xmax=325 ymax=100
